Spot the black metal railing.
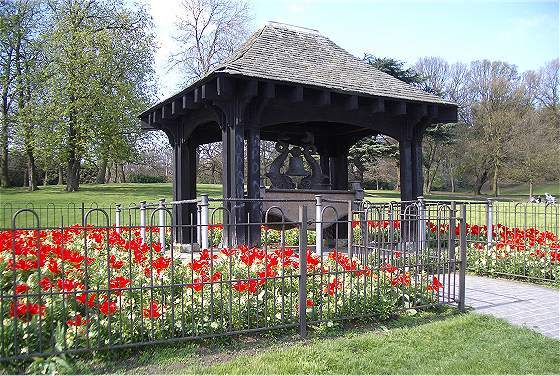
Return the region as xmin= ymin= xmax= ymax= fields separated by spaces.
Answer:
xmin=0 ymin=196 xmax=466 ymax=361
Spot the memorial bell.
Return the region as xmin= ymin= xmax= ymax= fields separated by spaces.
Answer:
xmin=286 ymin=147 xmax=308 ymax=176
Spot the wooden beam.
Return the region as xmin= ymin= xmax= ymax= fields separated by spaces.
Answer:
xmin=263 ymin=82 xmax=275 ymax=99
xmin=289 ymin=86 xmax=304 ymax=103
xmin=428 ymin=104 xmax=439 ymax=119
xmin=162 ymin=103 xmax=172 ymax=119
xmin=370 ymin=98 xmax=385 ymax=113
xmin=315 ymin=90 xmax=331 ymax=106
xmin=344 ymin=95 xmax=358 ymax=111
xmin=194 ymin=87 xmax=202 ymax=103
xmin=410 ymin=102 xmax=427 ymax=118
xmin=437 ymin=105 xmax=458 ymax=123
xmin=390 ymin=101 xmax=407 ymax=116
xmin=241 ymin=80 xmax=258 ymax=98
xmin=202 ymin=79 xmax=218 ymax=100
xmin=183 ymin=93 xmax=196 ymax=109
xmin=217 ymin=75 xmax=233 ymax=97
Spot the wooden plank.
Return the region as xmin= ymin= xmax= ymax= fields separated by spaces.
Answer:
xmin=217 ymin=75 xmax=233 ymax=97
xmin=194 ymin=87 xmax=202 ymax=103
xmin=370 ymin=98 xmax=385 ymax=113
xmin=391 ymin=101 xmax=407 ymax=115
xmin=263 ymin=82 xmax=276 ymax=99
xmin=344 ymin=95 xmax=358 ymax=111
xmin=242 ymin=80 xmax=258 ymax=98
xmin=315 ymin=90 xmax=331 ymax=106
xmin=202 ymin=79 xmax=218 ymax=100
xmin=290 ymin=86 xmax=304 ymax=103
xmin=183 ymin=93 xmax=196 ymax=109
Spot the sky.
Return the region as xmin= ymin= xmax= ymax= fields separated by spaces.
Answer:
xmin=148 ymin=0 xmax=559 ymax=99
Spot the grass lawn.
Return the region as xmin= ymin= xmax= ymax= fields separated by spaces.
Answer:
xmin=1 ymin=182 xmax=558 ymax=228
xmin=67 ymin=312 xmax=560 ymax=375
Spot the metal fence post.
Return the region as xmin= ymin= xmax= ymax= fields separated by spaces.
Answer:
xmin=115 ymin=204 xmax=121 ymax=233
xmin=158 ymin=199 xmax=166 ymax=252
xmin=200 ymin=194 xmax=209 ymax=250
xmin=449 ymin=201 xmax=456 ymax=263
xmin=347 ymin=200 xmax=353 ymax=259
xmin=315 ymin=195 xmax=322 ymax=254
xmin=417 ymin=196 xmax=426 ymax=250
xmin=388 ymin=204 xmax=395 ymax=243
xmin=458 ymin=204 xmax=467 ymax=312
xmin=140 ymin=200 xmax=147 ymax=244
xmin=298 ymin=205 xmax=308 ymax=338
xmin=486 ymin=198 xmax=493 ymax=247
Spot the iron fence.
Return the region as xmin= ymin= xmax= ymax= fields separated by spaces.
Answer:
xmin=0 ymin=196 xmax=465 ymax=361
xmin=459 ymin=200 xmax=559 ymax=283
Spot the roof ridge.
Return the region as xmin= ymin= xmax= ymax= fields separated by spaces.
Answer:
xmin=266 ymin=21 xmax=320 ymax=34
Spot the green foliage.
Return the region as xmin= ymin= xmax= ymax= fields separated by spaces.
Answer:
xmin=128 ymin=173 xmax=167 ymax=184
xmin=363 ymin=54 xmax=423 ymax=85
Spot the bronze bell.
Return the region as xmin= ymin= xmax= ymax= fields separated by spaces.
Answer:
xmin=286 ymin=147 xmax=308 ymax=176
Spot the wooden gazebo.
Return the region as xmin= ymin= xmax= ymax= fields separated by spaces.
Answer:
xmin=140 ymin=22 xmax=457 ymax=244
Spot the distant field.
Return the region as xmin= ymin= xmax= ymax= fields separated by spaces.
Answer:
xmin=497 ymin=182 xmax=560 ymax=196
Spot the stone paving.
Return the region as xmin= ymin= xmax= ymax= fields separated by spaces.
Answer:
xmin=464 ymin=275 xmax=559 ymax=339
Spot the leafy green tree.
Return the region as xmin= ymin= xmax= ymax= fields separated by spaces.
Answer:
xmin=43 ymin=0 xmax=155 ymax=191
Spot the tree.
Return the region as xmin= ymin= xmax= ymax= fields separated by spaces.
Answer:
xmin=0 ymin=0 xmax=44 ymax=189
xmin=363 ymin=54 xmax=423 ymax=85
xmin=0 ymin=3 xmax=14 ymax=187
xmin=414 ymin=56 xmax=449 ymax=96
xmin=43 ymin=0 xmax=155 ymax=191
xmin=422 ymin=123 xmax=455 ymax=192
xmin=171 ymin=0 xmax=252 ymax=83
xmin=348 ymin=136 xmax=398 ymax=183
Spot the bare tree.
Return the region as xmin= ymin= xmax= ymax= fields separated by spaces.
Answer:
xmin=171 ymin=0 xmax=252 ymax=83
xmin=414 ymin=56 xmax=449 ymax=96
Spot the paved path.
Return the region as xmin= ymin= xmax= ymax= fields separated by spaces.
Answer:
xmin=465 ymin=275 xmax=559 ymax=339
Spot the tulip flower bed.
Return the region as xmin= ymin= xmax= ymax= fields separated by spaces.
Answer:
xmin=464 ymin=224 xmax=560 ymax=284
xmin=0 ymin=224 xmax=447 ymax=361
xmin=349 ymin=219 xmax=559 ymax=284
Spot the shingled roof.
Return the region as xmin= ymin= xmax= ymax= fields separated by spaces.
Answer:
xmin=141 ymin=22 xmax=456 ymax=122
xmin=211 ymin=22 xmax=451 ymax=105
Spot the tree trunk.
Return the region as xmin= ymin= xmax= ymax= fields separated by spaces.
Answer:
xmin=450 ymin=174 xmax=455 ymax=193
xmin=0 ymin=115 xmax=9 ymax=188
xmin=43 ymin=168 xmax=48 ymax=186
xmin=119 ymin=164 xmax=126 ymax=183
xmin=96 ymin=158 xmax=107 ymax=184
xmin=106 ymin=162 xmax=112 ymax=183
xmin=26 ymin=149 xmax=37 ymax=191
xmin=474 ymin=170 xmax=489 ymax=195
xmin=66 ymin=158 xmax=80 ymax=192
xmin=492 ymin=163 xmax=499 ymax=197
xmin=529 ymin=179 xmax=533 ymax=199
xmin=23 ymin=167 xmax=28 ymax=188
xmin=58 ymin=165 xmax=64 ymax=185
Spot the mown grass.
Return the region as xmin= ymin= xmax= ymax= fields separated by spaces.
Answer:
xmin=66 ymin=312 xmax=560 ymax=375
xmin=1 ymin=182 xmax=558 ymax=229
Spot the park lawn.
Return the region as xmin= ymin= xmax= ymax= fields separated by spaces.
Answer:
xmin=70 ymin=313 xmax=560 ymax=374
xmin=1 ymin=182 xmax=557 ymax=228
xmin=0 ymin=183 xmax=222 ymax=207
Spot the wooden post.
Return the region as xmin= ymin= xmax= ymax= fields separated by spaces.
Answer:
xmin=173 ymin=137 xmax=197 ymax=244
xmin=399 ymin=139 xmax=413 ymax=202
xmin=247 ymin=127 xmax=261 ymax=245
